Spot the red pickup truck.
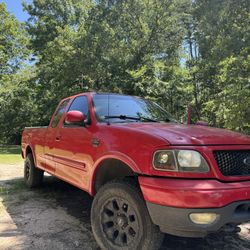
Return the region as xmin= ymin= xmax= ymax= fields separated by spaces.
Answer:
xmin=21 ymin=92 xmax=250 ymax=250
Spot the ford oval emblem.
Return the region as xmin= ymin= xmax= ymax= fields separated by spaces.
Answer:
xmin=243 ymin=157 xmax=250 ymax=166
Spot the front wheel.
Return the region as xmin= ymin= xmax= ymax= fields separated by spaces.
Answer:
xmin=24 ymin=153 xmax=44 ymax=188
xmin=91 ymin=180 xmax=163 ymax=250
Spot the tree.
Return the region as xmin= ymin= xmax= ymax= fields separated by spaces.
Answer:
xmin=0 ymin=67 xmax=38 ymax=144
xmin=0 ymin=3 xmax=29 ymax=77
xmin=24 ymin=0 xmax=190 ymax=122
xmin=185 ymin=0 xmax=250 ymax=132
xmin=0 ymin=3 xmax=32 ymax=144
xmin=1 ymin=0 xmax=249 ymax=144
xmin=214 ymin=50 xmax=250 ymax=134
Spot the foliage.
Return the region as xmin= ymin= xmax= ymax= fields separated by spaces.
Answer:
xmin=214 ymin=50 xmax=250 ymax=133
xmin=22 ymin=0 xmax=189 ymax=122
xmin=0 ymin=3 xmax=33 ymax=144
xmin=0 ymin=0 xmax=249 ymax=144
xmin=0 ymin=3 xmax=29 ymax=76
xmin=185 ymin=0 xmax=250 ymax=129
xmin=0 ymin=67 xmax=38 ymax=144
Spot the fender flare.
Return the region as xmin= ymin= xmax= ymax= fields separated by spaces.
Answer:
xmin=90 ymin=151 xmax=141 ymax=195
xmin=24 ymin=144 xmax=37 ymax=166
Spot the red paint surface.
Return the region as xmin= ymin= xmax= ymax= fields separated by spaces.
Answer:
xmin=139 ymin=176 xmax=250 ymax=208
xmin=65 ymin=110 xmax=84 ymax=123
xmin=22 ymin=92 xmax=250 ymax=208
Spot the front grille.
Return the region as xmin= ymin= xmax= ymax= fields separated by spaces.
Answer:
xmin=213 ymin=150 xmax=250 ymax=176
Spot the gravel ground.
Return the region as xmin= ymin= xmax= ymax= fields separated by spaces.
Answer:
xmin=0 ymin=163 xmax=249 ymax=250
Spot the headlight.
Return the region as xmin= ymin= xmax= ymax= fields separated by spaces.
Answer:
xmin=178 ymin=150 xmax=201 ymax=168
xmin=153 ymin=151 xmax=177 ymax=171
xmin=153 ymin=150 xmax=209 ymax=173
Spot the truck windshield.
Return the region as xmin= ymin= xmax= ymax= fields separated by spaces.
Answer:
xmin=92 ymin=94 xmax=177 ymax=123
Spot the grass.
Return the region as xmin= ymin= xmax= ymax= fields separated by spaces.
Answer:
xmin=0 ymin=179 xmax=26 ymax=195
xmin=0 ymin=145 xmax=23 ymax=165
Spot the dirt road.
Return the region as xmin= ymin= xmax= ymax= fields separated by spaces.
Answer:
xmin=0 ymin=163 xmax=249 ymax=250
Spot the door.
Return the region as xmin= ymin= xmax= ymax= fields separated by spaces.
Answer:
xmin=53 ymin=95 xmax=93 ymax=190
xmin=43 ymin=99 xmax=70 ymax=174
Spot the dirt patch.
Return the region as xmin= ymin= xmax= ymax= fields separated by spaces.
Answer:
xmin=0 ymin=163 xmax=250 ymax=250
xmin=0 ymin=163 xmax=24 ymax=182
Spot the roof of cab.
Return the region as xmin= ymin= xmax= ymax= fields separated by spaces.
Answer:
xmin=60 ymin=92 xmax=138 ymax=102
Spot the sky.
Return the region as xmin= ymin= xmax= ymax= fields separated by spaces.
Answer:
xmin=1 ymin=0 xmax=31 ymax=21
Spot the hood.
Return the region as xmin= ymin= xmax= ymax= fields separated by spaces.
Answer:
xmin=117 ymin=123 xmax=250 ymax=145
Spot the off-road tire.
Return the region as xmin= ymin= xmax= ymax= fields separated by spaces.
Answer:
xmin=24 ymin=153 xmax=44 ymax=188
xmin=91 ymin=180 xmax=163 ymax=250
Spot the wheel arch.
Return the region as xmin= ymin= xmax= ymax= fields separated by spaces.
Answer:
xmin=24 ymin=145 xmax=37 ymax=166
xmin=25 ymin=145 xmax=33 ymax=158
xmin=91 ymin=154 xmax=141 ymax=195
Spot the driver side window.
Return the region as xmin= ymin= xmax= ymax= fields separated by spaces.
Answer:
xmin=65 ymin=95 xmax=90 ymax=126
xmin=68 ymin=95 xmax=89 ymax=116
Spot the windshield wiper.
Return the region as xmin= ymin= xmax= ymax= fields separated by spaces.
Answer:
xmin=139 ymin=115 xmax=158 ymax=122
xmin=104 ymin=115 xmax=158 ymax=122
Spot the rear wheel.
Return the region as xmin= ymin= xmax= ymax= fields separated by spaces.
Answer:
xmin=24 ymin=153 xmax=44 ymax=188
xmin=91 ymin=180 xmax=163 ymax=250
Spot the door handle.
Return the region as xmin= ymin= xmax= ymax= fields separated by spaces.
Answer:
xmin=92 ymin=138 xmax=100 ymax=147
xmin=55 ymin=135 xmax=61 ymax=141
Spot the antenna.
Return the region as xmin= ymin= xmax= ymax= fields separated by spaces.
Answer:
xmin=79 ymin=74 xmax=84 ymax=90
xmin=107 ymin=94 xmax=110 ymax=125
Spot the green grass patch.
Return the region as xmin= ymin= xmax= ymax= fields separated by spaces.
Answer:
xmin=0 ymin=179 xmax=26 ymax=195
xmin=0 ymin=145 xmax=23 ymax=165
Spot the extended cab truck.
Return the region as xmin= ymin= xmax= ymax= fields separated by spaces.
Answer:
xmin=22 ymin=93 xmax=250 ymax=250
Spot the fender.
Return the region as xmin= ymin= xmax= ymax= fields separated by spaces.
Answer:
xmin=89 ymin=151 xmax=142 ymax=195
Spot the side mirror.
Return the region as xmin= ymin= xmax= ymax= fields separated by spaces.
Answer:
xmin=65 ymin=111 xmax=85 ymax=125
xmin=196 ymin=121 xmax=209 ymax=126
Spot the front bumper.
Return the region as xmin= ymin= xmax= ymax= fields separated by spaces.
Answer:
xmin=146 ymin=200 xmax=250 ymax=237
xmin=139 ymin=177 xmax=250 ymax=237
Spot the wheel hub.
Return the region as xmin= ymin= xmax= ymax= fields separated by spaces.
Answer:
xmin=101 ymin=198 xmax=139 ymax=247
xmin=116 ymin=214 xmax=128 ymax=229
